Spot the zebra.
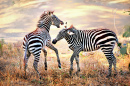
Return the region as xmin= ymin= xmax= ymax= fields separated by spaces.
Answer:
xmin=52 ymin=25 xmax=121 ymax=78
xmin=23 ymin=11 xmax=64 ymax=79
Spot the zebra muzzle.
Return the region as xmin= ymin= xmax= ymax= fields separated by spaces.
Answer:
xmin=60 ymin=21 xmax=64 ymax=25
xmin=52 ymin=39 xmax=57 ymax=44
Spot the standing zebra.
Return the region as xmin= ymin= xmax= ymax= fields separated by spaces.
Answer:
xmin=52 ymin=25 xmax=121 ymax=77
xmin=23 ymin=11 xmax=64 ymax=79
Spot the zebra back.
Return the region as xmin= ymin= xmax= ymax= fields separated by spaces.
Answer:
xmin=53 ymin=26 xmax=120 ymax=51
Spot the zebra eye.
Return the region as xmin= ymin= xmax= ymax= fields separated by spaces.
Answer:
xmin=67 ymin=31 xmax=75 ymax=35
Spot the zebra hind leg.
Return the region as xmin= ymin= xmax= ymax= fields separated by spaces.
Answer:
xmin=33 ymin=54 xmax=42 ymax=79
xmin=112 ymin=53 xmax=117 ymax=77
xmin=24 ymin=51 xmax=31 ymax=79
xmin=42 ymin=49 xmax=47 ymax=70
xmin=102 ymin=50 xmax=113 ymax=78
xmin=106 ymin=59 xmax=112 ymax=78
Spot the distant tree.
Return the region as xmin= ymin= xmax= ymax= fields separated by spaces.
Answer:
xmin=120 ymin=25 xmax=130 ymax=55
xmin=123 ymin=25 xmax=130 ymax=38
xmin=0 ymin=39 xmax=5 ymax=56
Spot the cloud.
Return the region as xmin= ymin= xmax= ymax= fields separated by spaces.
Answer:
xmin=0 ymin=13 xmax=21 ymax=26
xmin=108 ymin=0 xmax=130 ymax=4
xmin=3 ymin=29 xmax=26 ymax=33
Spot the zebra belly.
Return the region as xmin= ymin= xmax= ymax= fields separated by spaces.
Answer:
xmin=82 ymin=44 xmax=100 ymax=52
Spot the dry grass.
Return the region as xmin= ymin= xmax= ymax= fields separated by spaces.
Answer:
xmin=0 ymin=41 xmax=130 ymax=86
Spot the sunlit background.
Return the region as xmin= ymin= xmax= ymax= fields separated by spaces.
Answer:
xmin=0 ymin=0 xmax=130 ymax=43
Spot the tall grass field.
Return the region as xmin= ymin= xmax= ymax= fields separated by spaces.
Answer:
xmin=0 ymin=39 xmax=130 ymax=86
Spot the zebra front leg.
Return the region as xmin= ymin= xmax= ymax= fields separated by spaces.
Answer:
xmin=70 ymin=48 xmax=82 ymax=76
xmin=75 ymin=55 xmax=80 ymax=76
xmin=46 ymin=42 xmax=61 ymax=68
xmin=42 ymin=49 xmax=47 ymax=70
xmin=33 ymin=55 xmax=41 ymax=79
xmin=69 ymin=54 xmax=75 ymax=76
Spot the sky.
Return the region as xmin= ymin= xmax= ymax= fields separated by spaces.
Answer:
xmin=0 ymin=0 xmax=130 ymax=42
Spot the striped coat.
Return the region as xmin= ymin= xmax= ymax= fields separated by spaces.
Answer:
xmin=52 ymin=25 xmax=121 ymax=77
xmin=23 ymin=11 xmax=63 ymax=79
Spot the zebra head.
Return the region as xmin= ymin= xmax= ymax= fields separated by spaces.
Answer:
xmin=52 ymin=25 xmax=76 ymax=44
xmin=37 ymin=11 xmax=64 ymax=28
xmin=51 ymin=14 xmax=64 ymax=28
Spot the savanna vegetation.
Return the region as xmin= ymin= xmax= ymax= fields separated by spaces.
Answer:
xmin=0 ymin=35 xmax=130 ymax=86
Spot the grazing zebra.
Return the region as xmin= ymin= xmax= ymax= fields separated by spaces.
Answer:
xmin=52 ymin=25 xmax=121 ymax=77
xmin=23 ymin=11 xmax=64 ymax=79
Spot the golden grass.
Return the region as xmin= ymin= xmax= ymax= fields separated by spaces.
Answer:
xmin=0 ymin=41 xmax=130 ymax=86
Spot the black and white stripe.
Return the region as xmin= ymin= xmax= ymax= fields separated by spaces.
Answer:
xmin=23 ymin=11 xmax=63 ymax=79
xmin=52 ymin=25 xmax=121 ymax=77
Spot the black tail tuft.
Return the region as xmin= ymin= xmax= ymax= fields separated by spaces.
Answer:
xmin=118 ymin=43 xmax=122 ymax=48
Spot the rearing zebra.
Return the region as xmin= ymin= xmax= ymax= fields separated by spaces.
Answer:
xmin=52 ymin=25 xmax=121 ymax=77
xmin=23 ymin=11 xmax=64 ymax=79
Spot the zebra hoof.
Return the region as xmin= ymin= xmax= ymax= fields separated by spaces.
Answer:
xmin=58 ymin=65 xmax=61 ymax=68
xmin=69 ymin=69 xmax=73 ymax=76
xmin=45 ymin=67 xmax=47 ymax=70
xmin=114 ymin=73 xmax=117 ymax=77
xmin=106 ymin=75 xmax=111 ymax=78
xmin=39 ymin=76 xmax=42 ymax=80
xmin=73 ymin=72 xmax=79 ymax=77
xmin=23 ymin=76 xmax=27 ymax=79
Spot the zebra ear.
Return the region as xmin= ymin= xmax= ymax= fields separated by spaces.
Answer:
xmin=48 ymin=11 xmax=51 ymax=15
xmin=68 ymin=24 xmax=73 ymax=29
xmin=51 ymin=11 xmax=54 ymax=14
xmin=64 ymin=22 xmax=67 ymax=29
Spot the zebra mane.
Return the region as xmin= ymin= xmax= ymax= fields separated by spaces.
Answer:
xmin=72 ymin=26 xmax=77 ymax=30
xmin=37 ymin=11 xmax=53 ymax=30
xmin=40 ymin=11 xmax=54 ymax=18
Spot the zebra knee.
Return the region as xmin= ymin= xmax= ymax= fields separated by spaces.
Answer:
xmin=33 ymin=61 xmax=38 ymax=70
xmin=24 ymin=58 xmax=27 ymax=67
xmin=112 ymin=56 xmax=116 ymax=62
xmin=43 ymin=49 xmax=47 ymax=56
xmin=54 ymin=48 xmax=58 ymax=54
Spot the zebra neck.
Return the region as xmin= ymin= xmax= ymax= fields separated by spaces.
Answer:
xmin=65 ymin=35 xmax=73 ymax=44
xmin=39 ymin=23 xmax=51 ymax=32
xmin=37 ymin=17 xmax=52 ymax=32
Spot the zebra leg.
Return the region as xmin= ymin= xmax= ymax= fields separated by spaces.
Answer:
xmin=24 ymin=51 xmax=31 ymax=79
xmin=70 ymin=48 xmax=82 ymax=76
xmin=75 ymin=55 xmax=80 ymax=76
xmin=33 ymin=53 xmax=41 ymax=79
xmin=42 ymin=49 xmax=47 ymax=70
xmin=46 ymin=42 xmax=61 ymax=68
xmin=106 ymin=58 xmax=112 ymax=78
xmin=102 ymin=50 xmax=113 ymax=78
xmin=112 ymin=53 xmax=117 ymax=77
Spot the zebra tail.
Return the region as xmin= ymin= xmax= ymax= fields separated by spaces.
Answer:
xmin=24 ymin=42 xmax=28 ymax=66
xmin=116 ymin=38 xmax=122 ymax=49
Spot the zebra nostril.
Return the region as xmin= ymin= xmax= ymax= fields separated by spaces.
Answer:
xmin=57 ymin=25 xmax=60 ymax=28
xmin=52 ymin=39 xmax=57 ymax=44
xmin=60 ymin=21 xmax=64 ymax=25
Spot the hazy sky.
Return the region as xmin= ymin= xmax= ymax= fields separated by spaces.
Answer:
xmin=0 ymin=0 xmax=130 ymax=42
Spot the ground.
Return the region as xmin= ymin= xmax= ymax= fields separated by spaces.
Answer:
xmin=0 ymin=42 xmax=130 ymax=86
